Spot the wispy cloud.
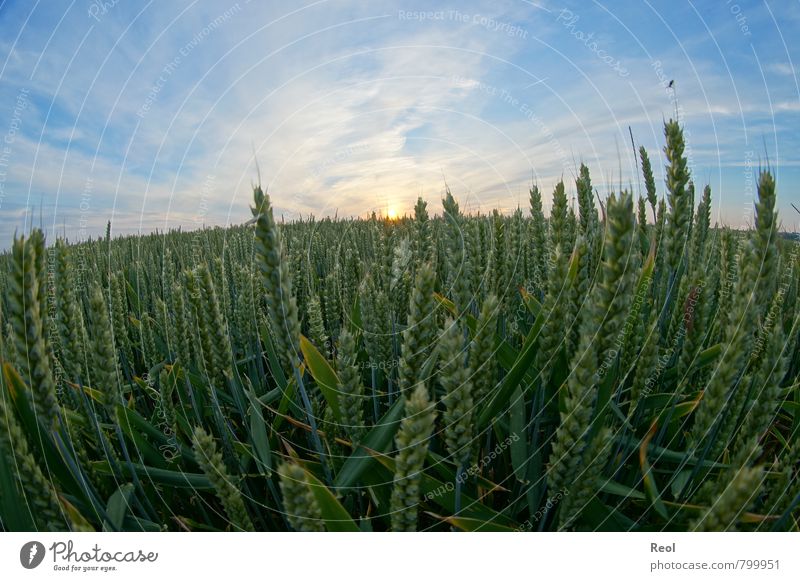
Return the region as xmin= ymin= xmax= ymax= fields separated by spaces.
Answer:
xmin=767 ymin=62 xmax=796 ymax=76
xmin=1 ymin=0 xmax=799 ymax=245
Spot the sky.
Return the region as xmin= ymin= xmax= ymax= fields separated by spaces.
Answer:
xmin=0 ymin=0 xmax=798 ymax=246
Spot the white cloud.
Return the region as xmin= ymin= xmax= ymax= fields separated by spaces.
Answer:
xmin=776 ymin=100 xmax=800 ymax=112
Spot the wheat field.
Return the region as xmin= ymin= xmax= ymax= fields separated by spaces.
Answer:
xmin=0 ymin=119 xmax=798 ymax=532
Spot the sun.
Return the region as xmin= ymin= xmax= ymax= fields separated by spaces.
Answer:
xmin=386 ymin=207 xmax=398 ymax=220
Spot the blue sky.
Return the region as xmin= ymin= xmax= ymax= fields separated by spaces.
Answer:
xmin=0 ymin=0 xmax=798 ymax=245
